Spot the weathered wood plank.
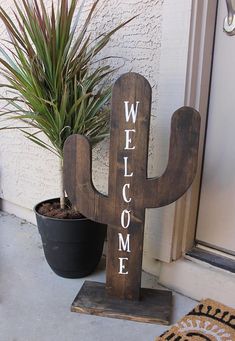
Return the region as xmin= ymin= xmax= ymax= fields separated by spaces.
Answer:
xmin=71 ymin=281 xmax=172 ymax=325
xmin=144 ymin=106 xmax=201 ymax=207
xmin=63 ymin=72 xmax=200 ymax=303
xmin=64 ymin=134 xmax=109 ymax=225
xmin=106 ymin=73 xmax=152 ymax=300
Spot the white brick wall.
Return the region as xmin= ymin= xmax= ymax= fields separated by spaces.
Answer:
xmin=0 ymin=0 xmax=192 ymax=266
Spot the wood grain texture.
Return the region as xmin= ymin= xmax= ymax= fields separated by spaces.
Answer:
xmin=106 ymin=73 xmax=152 ymax=300
xmin=64 ymin=134 xmax=109 ymax=224
xmin=144 ymin=106 xmax=201 ymax=207
xmin=71 ymin=281 xmax=172 ymax=325
xmin=63 ymin=72 xmax=201 ymax=301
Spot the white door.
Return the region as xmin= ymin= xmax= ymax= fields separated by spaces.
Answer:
xmin=196 ymin=0 xmax=235 ymax=255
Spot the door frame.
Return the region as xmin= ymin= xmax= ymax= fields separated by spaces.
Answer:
xmin=172 ymin=0 xmax=218 ymax=259
xmin=159 ymin=0 xmax=235 ymax=305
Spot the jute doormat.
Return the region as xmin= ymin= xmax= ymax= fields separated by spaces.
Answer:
xmin=156 ymin=299 xmax=235 ymax=340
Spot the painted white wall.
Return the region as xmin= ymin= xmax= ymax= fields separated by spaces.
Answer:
xmin=0 ymin=0 xmax=192 ymax=266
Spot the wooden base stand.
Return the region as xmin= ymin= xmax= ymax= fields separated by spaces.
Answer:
xmin=71 ymin=281 xmax=172 ymax=325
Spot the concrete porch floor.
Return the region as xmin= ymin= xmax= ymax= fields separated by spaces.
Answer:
xmin=0 ymin=212 xmax=197 ymax=341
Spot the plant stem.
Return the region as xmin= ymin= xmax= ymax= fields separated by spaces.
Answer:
xmin=59 ymin=157 xmax=65 ymax=210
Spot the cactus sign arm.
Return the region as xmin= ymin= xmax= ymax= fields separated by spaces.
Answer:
xmin=64 ymin=134 xmax=109 ymax=225
xmin=144 ymin=107 xmax=201 ymax=208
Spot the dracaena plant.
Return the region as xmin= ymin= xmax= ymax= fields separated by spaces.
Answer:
xmin=0 ymin=0 xmax=133 ymax=210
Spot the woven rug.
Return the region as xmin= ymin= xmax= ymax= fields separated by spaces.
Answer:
xmin=156 ymin=299 xmax=235 ymax=341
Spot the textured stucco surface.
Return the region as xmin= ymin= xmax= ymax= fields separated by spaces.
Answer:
xmin=0 ymin=0 xmax=192 ymax=264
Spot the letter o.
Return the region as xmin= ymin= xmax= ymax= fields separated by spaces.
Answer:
xmin=121 ymin=209 xmax=131 ymax=229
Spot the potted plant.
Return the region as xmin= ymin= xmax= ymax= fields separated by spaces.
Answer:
xmin=0 ymin=0 xmax=133 ymax=278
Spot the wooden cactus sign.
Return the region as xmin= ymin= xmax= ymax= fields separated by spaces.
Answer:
xmin=64 ymin=72 xmax=200 ymax=324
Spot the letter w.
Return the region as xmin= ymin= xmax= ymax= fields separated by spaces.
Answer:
xmin=124 ymin=101 xmax=139 ymax=123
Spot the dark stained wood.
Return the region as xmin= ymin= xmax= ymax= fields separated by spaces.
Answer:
xmin=71 ymin=281 xmax=172 ymax=325
xmin=63 ymin=72 xmax=201 ymax=302
xmin=106 ymin=73 xmax=152 ymax=300
xmin=64 ymin=134 xmax=109 ymax=224
xmin=144 ymin=106 xmax=201 ymax=207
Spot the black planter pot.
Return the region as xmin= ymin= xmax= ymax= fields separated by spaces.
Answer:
xmin=34 ymin=198 xmax=107 ymax=278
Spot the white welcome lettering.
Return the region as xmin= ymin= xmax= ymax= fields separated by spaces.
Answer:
xmin=122 ymin=183 xmax=131 ymax=203
xmin=124 ymin=129 xmax=136 ymax=150
xmin=117 ymin=100 xmax=140 ymax=276
xmin=124 ymin=157 xmax=133 ymax=177
xmin=118 ymin=257 xmax=129 ymax=274
xmin=118 ymin=233 xmax=131 ymax=252
xmin=124 ymin=101 xmax=139 ymax=123
xmin=121 ymin=209 xmax=131 ymax=229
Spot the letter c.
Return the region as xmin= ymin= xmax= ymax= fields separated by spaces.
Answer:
xmin=122 ymin=183 xmax=131 ymax=203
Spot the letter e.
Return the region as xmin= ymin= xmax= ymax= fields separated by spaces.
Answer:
xmin=124 ymin=129 xmax=136 ymax=150
xmin=118 ymin=257 xmax=128 ymax=275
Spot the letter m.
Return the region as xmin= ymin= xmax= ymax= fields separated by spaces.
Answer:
xmin=124 ymin=101 xmax=139 ymax=123
xmin=118 ymin=233 xmax=130 ymax=252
